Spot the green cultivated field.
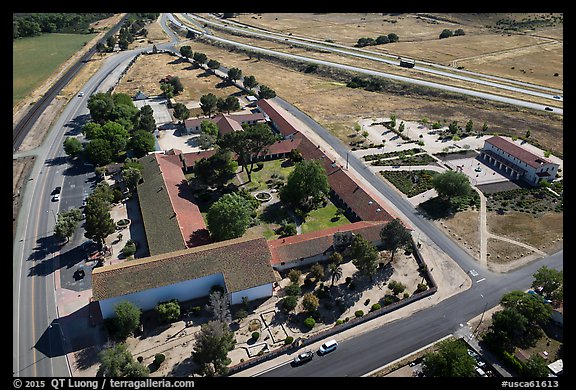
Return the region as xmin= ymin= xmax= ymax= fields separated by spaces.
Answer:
xmin=13 ymin=33 xmax=95 ymax=107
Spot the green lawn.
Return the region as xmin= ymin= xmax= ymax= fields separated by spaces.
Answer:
xmin=238 ymin=159 xmax=295 ymax=191
xmin=301 ymin=203 xmax=350 ymax=234
xmin=13 ymin=33 xmax=96 ymax=106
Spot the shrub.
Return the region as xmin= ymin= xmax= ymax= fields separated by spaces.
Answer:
xmin=252 ymin=332 xmax=260 ymax=340
xmin=121 ymin=240 xmax=136 ymax=257
xmin=403 ymin=292 xmax=410 ymax=299
xmin=304 ymin=317 xmax=316 ymax=329
xmin=416 ymin=283 xmax=428 ymax=292
xmin=281 ymin=295 xmax=298 ymax=312
xmin=355 ymin=310 xmax=364 ymax=318
xmin=155 ymin=300 xmax=180 ymax=323
xmin=137 ymin=356 xmax=143 ymax=363
xmin=345 ymin=276 xmax=352 ymax=285
xmin=288 ymin=269 xmax=302 ymax=284
xmin=335 ymin=319 xmax=344 ymax=326
xmin=191 ymin=306 xmax=202 ymax=315
xmin=153 ymin=353 xmax=165 ymax=366
xmin=235 ymin=309 xmax=248 ymax=321
xmin=371 ymin=303 xmax=381 ymax=312
xmin=284 ymin=283 xmax=302 ymax=296
xmin=284 ymin=336 xmax=294 ymax=345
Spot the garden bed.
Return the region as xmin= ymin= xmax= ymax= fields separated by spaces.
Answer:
xmin=380 ymin=170 xmax=438 ymax=198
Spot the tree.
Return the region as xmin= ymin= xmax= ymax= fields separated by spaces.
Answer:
xmin=526 ymin=130 xmax=531 ymax=139
xmin=279 ymin=160 xmax=329 ymax=212
xmin=112 ymin=301 xmax=141 ymax=340
xmin=432 ymin=170 xmax=471 ymax=200
xmin=197 ymin=133 xmax=217 ymax=150
xmin=63 ymin=137 xmax=83 ymax=157
xmin=302 ymin=293 xmax=319 ymax=313
xmin=387 ymin=33 xmax=399 ymax=42
xmin=85 ymin=138 xmax=113 ymax=166
xmin=206 ymin=192 xmax=256 ymax=241
xmin=421 ymin=339 xmax=476 ymax=377
xmin=98 ymin=342 xmax=149 ymax=377
xmin=328 ymin=252 xmax=343 ymax=286
xmin=310 ymin=263 xmax=325 ymax=281
xmin=101 ymin=121 xmax=129 ymax=154
xmin=466 ymin=119 xmax=473 ymax=133
xmin=288 ymin=269 xmax=302 ymax=284
xmin=138 ymin=105 xmax=156 ymax=132
xmin=482 ymin=122 xmax=488 ymax=133
xmin=180 ymin=45 xmax=193 ymax=59
xmin=219 ymin=96 xmax=240 ymax=114
xmin=84 ymin=195 xmax=115 ymax=245
xmin=200 ymin=93 xmax=218 ymax=117
xmin=160 ymin=82 xmax=174 ymax=99
xmin=243 ymin=75 xmax=258 ymax=90
xmin=380 ymin=218 xmax=412 ymax=262
xmin=284 ymin=283 xmax=301 ymax=297
xmin=54 ymin=209 xmax=83 ymax=242
xmin=172 ymin=102 xmax=190 ymax=124
xmin=155 ymin=300 xmax=181 ymax=323
xmin=388 ymin=280 xmax=406 ymax=295
xmin=206 ymin=290 xmax=232 ymax=324
xmin=489 ymin=307 xmax=529 ymax=349
xmin=375 ymin=35 xmax=390 ymax=44
xmin=258 ymin=84 xmax=276 ymax=99
xmin=351 ymin=234 xmax=379 ymax=281
xmin=106 ymin=35 xmax=117 ymax=50
xmin=130 ymin=130 xmax=156 ymax=157
xmin=217 ymin=123 xmax=276 ymax=182
xmin=532 ymin=266 xmax=563 ymax=302
xmin=281 ymin=295 xmax=298 ymax=313
xmin=87 ymin=92 xmax=114 ymax=124
xmin=207 ymin=59 xmax=220 ymax=73
xmin=522 ymin=354 xmax=550 ymax=377
xmin=193 ymin=51 xmax=207 ymax=66
xmin=169 ymin=76 xmax=184 ymax=95
xmin=500 ymin=290 xmax=552 ymax=328
xmin=193 ymin=150 xmax=237 ymax=188
xmin=192 ymin=320 xmax=236 ymax=377
xmin=439 ymin=29 xmax=453 ymax=39
xmin=454 ymin=29 xmax=466 ymax=36
xmin=227 ymin=67 xmax=242 ymax=83
xmin=448 ymin=121 xmax=459 ymax=135
xmin=122 ymin=167 xmax=142 ymax=194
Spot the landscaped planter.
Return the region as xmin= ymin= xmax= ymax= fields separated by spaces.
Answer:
xmin=254 ymin=191 xmax=272 ymax=203
xmin=116 ymin=218 xmax=131 ymax=230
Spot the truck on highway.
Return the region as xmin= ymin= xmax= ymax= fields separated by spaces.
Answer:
xmin=399 ymin=58 xmax=416 ymax=68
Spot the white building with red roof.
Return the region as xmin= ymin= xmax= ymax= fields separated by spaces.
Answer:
xmin=480 ymin=136 xmax=559 ymax=186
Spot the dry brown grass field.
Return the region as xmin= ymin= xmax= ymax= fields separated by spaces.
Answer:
xmin=230 ymin=12 xmax=563 ymax=89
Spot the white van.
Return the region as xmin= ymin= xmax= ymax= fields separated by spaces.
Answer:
xmin=319 ymin=339 xmax=338 ymax=355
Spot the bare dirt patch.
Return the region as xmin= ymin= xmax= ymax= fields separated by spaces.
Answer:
xmin=486 ymin=211 xmax=563 ymax=255
xmin=13 ymin=156 xmax=36 ymax=240
xmin=435 ymin=210 xmax=481 ymax=260
xmin=180 ymin=38 xmax=563 ymax=156
xmin=112 ymin=52 xmax=241 ymax=104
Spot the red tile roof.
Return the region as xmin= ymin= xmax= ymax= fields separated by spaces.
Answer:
xmin=185 ymin=112 xmax=266 ymax=136
xmin=485 ymin=136 xmax=553 ymax=169
xmin=92 ymin=236 xmax=276 ymax=300
xmin=257 ymin=99 xmax=300 ymax=137
xmin=181 ymin=150 xmax=217 ymax=171
xmin=268 ymin=221 xmax=387 ymax=265
xmin=156 ymin=154 xmax=210 ymax=247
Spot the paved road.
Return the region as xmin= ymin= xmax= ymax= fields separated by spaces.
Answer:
xmin=171 ymin=13 xmax=562 ymax=115
xmin=184 ymin=13 xmax=563 ymax=101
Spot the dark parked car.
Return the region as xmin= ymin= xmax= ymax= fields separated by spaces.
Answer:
xmin=545 ymin=107 xmax=553 ymax=111
xmin=293 ymin=350 xmax=314 ymax=365
xmin=51 ymin=186 xmax=62 ymax=195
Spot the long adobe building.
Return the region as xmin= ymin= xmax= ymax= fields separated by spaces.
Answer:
xmin=91 ymin=98 xmax=403 ymax=318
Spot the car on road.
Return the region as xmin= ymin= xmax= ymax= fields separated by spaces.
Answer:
xmin=545 ymin=107 xmax=553 ymax=111
xmin=553 ymin=95 xmax=561 ymax=99
xmin=78 ymin=91 xmax=85 ymax=97
xmin=318 ymin=339 xmax=338 ymax=355
xmin=51 ymin=186 xmax=62 ymax=195
xmin=293 ymin=350 xmax=314 ymax=365
xmin=51 ymin=193 xmax=60 ymax=202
